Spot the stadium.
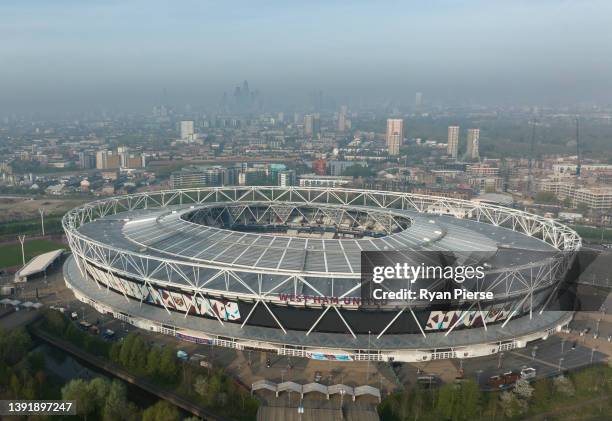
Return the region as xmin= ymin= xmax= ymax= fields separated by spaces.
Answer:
xmin=62 ymin=186 xmax=581 ymax=362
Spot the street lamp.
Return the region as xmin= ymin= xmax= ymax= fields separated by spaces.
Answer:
xmin=38 ymin=208 xmax=45 ymax=236
xmin=558 ymin=357 xmax=564 ymax=372
xmin=498 ymin=352 xmax=505 ymax=369
xmin=18 ymin=235 xmax=26 ymax=266
xmin=476 ymin=369 xmax=483 ymax=386
xmin=561 ymin=338 xmax=566 ymax=354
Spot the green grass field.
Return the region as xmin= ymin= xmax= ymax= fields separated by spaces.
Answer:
xmin=570 ymin=225 xmax=612 ymax=243
xmin=0 ymin=239 xmax=66 ymax=268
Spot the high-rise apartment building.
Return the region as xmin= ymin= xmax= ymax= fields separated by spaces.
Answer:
xmin=386 ymin=118 xmax=403 ymax=156
xmin=447 ymin=126 xmax=460 ymax=159
xmin=313 ymin=113 xmax=321 ymax=136
xmin=95 ymin=150 xmax=108 ymax=169
xmin=467 ymin=128 xmax=480 ymax=159
xmin=278 ymin=170 xmax=296 ymax=187
xmin=118 ymin=146 xmax=129 ymax=168
xmin=304 ymin=114 xmax=320 ymax=137
xmin=415 ymin=92 xmax=423 ymax=107
xmin=78 ymin=152 xmax=96 ymax=169
xmin=180 ymin=120 xmax=195 ymax=140
xmin=304 ymin=114 xmax=314 ymax=137
xmin=170 ymin=166 xmax=226 ymax=189
xmin=337 ymin=112 xmax=346 ymax=132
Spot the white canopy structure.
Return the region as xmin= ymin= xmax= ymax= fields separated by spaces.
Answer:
xmin=15 ymin=249 xmax=63 ymax=282
xmin=251 ymin=380 xmax=380 ymax=402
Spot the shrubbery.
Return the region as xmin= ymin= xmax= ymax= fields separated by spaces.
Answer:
xmin=0 ymin=328 xmax=49 ymax=401
xmin=378 ymin=366 xmax=612 ymax=421
xmin=38 ymin=312 xmax=258 ymax=420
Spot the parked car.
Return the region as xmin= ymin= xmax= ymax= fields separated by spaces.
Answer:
xmin=102 ymin=329 xmax=115 ymax=339
xmin=521 ymin=367 xmax=536 ymax=380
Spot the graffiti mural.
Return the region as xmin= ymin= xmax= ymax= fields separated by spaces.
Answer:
xmin=424 ymin=307 xmax=510 ymax=331
xmin=86 ymin=265 xmax=241 ymax=321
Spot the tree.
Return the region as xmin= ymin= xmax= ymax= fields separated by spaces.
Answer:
xmin=26 ymin=351 xmax=46 ymax=372
xmin=457 ymin=380 xmax=480 ymax=420
xmin=42 ymin=310 xmax=67 ymax=335
xmin=20 ymin=375 xmax=38 ymax=400
xmin=0 ymin=328 xmax=32 ymax=365
xmin=513 ymin=379 xmax=534 ymax=400
xmin=193 ymin=375 xmax=208 ymax=397
xmin=142 ymin=401 xmax=180 ymax=421
xmin=61 ymin=379 xmax=99 ymax=421
xmin=499 ymin=391 xmax=524 ymax=418
xmin=158 ymin=347 xmax=179 ymax=383
xmin=534 ymin=191 xmax=558 ymax=204
xmin=343 ymin=164 xmax=374 ymax=178
xmin=553 ymin=375 xmax=575 ymax=397
xmin=103 ymin=380 xmax=140 ymax=421
xmin=435 ymin=383 xmax=457 ymax=419
xmin=9 ymin=374 xmax=21 ymax=399
xmin=146 ymin=346 xmax=162 ymax=377
xmin=127 ymin=335 xmax=148 ymax=373
xmin=119 ymin=334 xmax=136 ymax=368
xmin=531 ymin=378 xmax=552 ymax=411
xmin=88 ymin=377 xmax=111 ymax=409
xmin=109 ymin=342 xmax=121 ymax=363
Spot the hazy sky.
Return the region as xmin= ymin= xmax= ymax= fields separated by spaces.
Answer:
xmin=1 ymin=0 xmax=611 ymax=113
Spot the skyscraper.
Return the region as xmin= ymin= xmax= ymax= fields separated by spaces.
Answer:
xmin=447 ymin=126 xmax=460 ymax=159
xmin=304 ymin=114 xmax=314 ymax=137
xmin=95 ymin=150 xmax=108 ymax=169
xmin=467 ymin=128 xmax=480 ymax=159
xmin=386 ymin=118 xmax=404 ymax=156
xmin=118 ymin=146 xmax=129 ymax=168
xmin=337 ymin=112 xmax=346 ymax=132
xmin=180 ymin=120 xmax=195 ymax=140
xmin=313 ymin=113 xmax=321 ymax=136
xmin=415 ymin=92 xmax=423 ymax=107
xmin=304 ymin=114 xmax=320 ymax=138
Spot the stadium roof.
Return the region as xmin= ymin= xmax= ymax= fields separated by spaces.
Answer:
xmin=75 ymin=203 xmax=554 ymax=278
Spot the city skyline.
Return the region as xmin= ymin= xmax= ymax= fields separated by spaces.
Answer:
xmin=2 ymin=1 xmax=612 ymax=114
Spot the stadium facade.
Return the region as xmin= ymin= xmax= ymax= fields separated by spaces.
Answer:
xmin=62 ymin=187 xmax=580 ymax=362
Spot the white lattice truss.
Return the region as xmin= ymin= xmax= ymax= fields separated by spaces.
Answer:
xmin=184 ymin=202 xmax=409 ymax=235
xmin=63 ymin=186 xmax=581 ymax=339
